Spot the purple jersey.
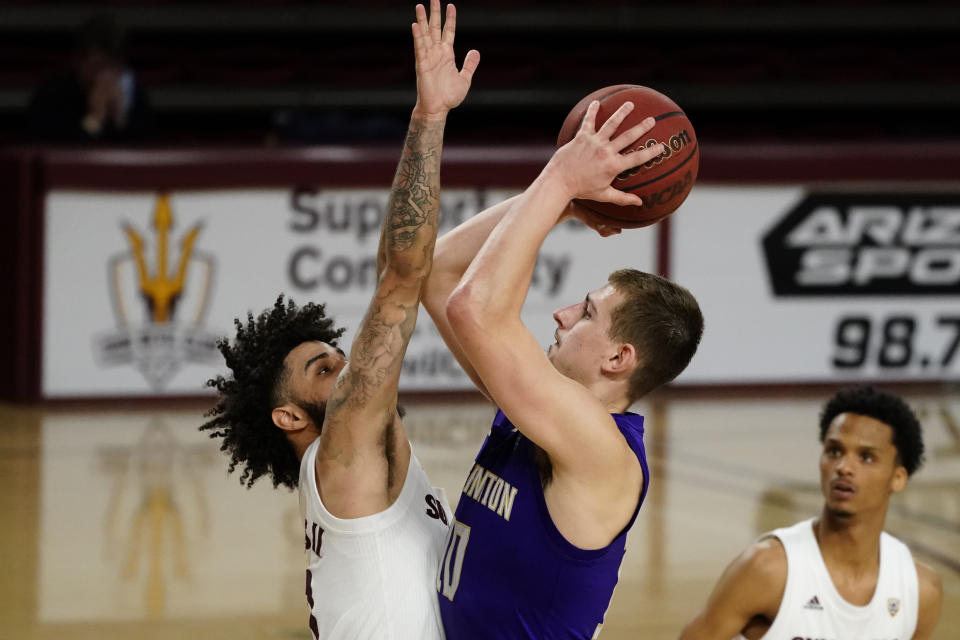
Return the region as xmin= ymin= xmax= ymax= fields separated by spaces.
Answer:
xmin=437 ymin=409 xmax=649 ymax=639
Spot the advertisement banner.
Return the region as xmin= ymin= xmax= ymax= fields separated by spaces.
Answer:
xmin=672 ymin=186 xmax=960 ymax=384
xmin=43 ymin=188 xmax=658 ymax=397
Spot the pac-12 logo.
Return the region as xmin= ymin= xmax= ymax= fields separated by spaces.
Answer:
xmin=93 ymin=193 xmax=221 ymax=390
xmin=762 ymin=193 xmax=960 ymax=296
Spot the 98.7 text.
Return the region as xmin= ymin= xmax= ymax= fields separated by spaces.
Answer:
xmin=832 ymin=315 xmax=960 ymax=370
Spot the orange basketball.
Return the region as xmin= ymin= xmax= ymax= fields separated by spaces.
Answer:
xmin=557 ymin=84 xmax=699 ymax=229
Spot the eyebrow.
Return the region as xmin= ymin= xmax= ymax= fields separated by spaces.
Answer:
xmin=825 ymin=439 xmax=881 ymax=454
xmin=304 ymin=352 xmax=331 ymax=373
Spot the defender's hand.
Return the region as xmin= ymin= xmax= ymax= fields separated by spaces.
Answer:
xmin=411 ymin=1 xmax=480 ymax=119
xmin=549 ymin=101 xmax=665 ymax=207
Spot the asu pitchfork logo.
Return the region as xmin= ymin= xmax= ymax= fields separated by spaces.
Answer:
xmin=94 ymin=193 xmax=220 ymax=390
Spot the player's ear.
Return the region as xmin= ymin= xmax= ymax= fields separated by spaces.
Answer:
xmin=603 ymin=342 xmax=637 ymax=375
xmin=890 ymin=464 xmax=908 ymax=494
xmin=272 ymin=403 xmax=308 ymax=433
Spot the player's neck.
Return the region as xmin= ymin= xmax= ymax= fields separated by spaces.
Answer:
xmin=587 ymin=379 xmax=631 ymax=414
xmin=606 ymin=397 xmax=632 ymax=415
xmin=288 ymin=430 xmax=321 ymax=462
xmin=814 ymin=510 xmax=885 ymax=573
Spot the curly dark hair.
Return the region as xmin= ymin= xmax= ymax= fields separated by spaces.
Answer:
xmin=819 ymin=386 xmax=925 ymax=476
xmin=200 ymin=295 xmax=345 ymax=489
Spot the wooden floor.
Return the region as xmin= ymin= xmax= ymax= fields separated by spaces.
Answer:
xmin=1 ymin=387 xmax=957 ymax=640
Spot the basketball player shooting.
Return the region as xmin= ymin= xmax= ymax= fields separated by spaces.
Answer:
xmin=200 ymin=2 xmax=478 ymax=638
xmin=679 ymin=386 xmax=943 ymax=640
xmin=422 ymin=101 xmax=703 ymax=637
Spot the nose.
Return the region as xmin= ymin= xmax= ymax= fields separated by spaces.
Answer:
xmin=553 ymin=303 xmax=576 ymax=328
xmin=835 ymin=453 xmax=854 ymax=475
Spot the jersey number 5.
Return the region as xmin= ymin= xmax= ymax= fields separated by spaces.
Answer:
xmin=436 ymin=521 xmax=471 ymax=601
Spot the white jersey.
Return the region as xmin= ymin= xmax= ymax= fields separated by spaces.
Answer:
xmin=753 ymin=518 xmax=918 ymax=640
xmin=298 ymin=438 xmax=452 ymax=640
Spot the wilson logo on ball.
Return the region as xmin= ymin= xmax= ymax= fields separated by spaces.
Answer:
xmin=616 ymin=129 xmax=693 ymax=180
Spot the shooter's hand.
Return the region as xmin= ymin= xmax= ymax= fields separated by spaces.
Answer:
xmin=411 ymin=0 xmax=480 ymax=120
xmin=559 ymin=200 xmax=623 ymax=237
xmin=548 ymin=100 xmax=665 ymax=207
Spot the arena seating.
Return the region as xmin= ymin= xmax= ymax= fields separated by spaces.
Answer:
xmin=0 ymin=1 xmax=957 ymax=145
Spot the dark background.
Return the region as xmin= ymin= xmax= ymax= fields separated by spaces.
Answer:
xmin=1 ymin=0 xmax=958 ymax=147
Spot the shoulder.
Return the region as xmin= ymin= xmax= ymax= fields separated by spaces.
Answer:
xmin=678 ymin=535 xmax=787 ymax=640
xmin=886 ymin=532 xmax=942 ymax=598
xmin=713 ymin=535 xmax=787 ymax=605
xmin=740 ymin=535 xmax=788 ymax=583
xmin=720 ymin=535 xmax=788 ymax=620
xmin=912 ymin=560 xmax=943 ymax=639
xmin=915 ymin=559 xmax=943 ymax=603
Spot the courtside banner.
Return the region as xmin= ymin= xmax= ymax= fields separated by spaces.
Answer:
xmin=43 ymin=189 xmax=658 ymax=397
xmin=672 ymin=186 xmax=960 ymax=384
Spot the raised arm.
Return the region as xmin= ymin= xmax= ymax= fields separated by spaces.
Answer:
xmin=423 ymin=192 xmax=624 ymax=399
xmin=679 ymin=537 xmax=787 ymax=640
xmin=422 ymin=193 xmax=520 ymax=397
xmin=444 ymin=101 xmax=661 ymax=472
xmin=318 ymin=1 xmax=478 ymax=476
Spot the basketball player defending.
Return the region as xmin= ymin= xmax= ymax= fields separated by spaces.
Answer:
xmin=201 ymin=3 xmax=478 ymax=638
xmin=421 ymin=101 xmax=703 ymax=637
xmin=679 ymin=386 xmax=943 ymax=640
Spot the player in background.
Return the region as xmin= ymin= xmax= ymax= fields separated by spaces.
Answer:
xmin=200 ymin=2 xmax=478 ymax=638
xmin=679 ymin=386 xmax=943 ymax=640
xmin=421 ymin=100 xmax=703 ymax=638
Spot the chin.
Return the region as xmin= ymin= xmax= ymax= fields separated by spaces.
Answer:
xmin=825 ymin=504 xmax=855 ymax=519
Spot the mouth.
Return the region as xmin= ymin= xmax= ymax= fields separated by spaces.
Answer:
xmin=829 ymin=479 xmax=857 ymax=500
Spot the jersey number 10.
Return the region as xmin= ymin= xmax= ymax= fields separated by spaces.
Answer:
xmin=437 ymin=521 xmax=471 ymax=601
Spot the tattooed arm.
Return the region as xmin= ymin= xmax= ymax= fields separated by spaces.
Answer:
xmin=373 ymin=119 xmax=443 ymax=280
xmin=315 ymin=1 xmax=479 ymax=517
xmin=327 ymin=116 xmax=443 ymax=422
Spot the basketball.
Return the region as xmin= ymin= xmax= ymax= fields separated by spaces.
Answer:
xmin=557 ymin=84 xmax=699 ymax=229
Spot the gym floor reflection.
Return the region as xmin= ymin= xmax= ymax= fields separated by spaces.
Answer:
xmin=1 ymin=388 xmax=957 ymax=640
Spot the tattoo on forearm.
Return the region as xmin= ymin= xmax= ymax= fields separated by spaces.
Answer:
xmin=327 ymin=284 xmax=419 ymax=415
xmin=384 ymin=117 xmax=444 ymax=256
xmin=326 ymin=116 xmax=443 ymax=431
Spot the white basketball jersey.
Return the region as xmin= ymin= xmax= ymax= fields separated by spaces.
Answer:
xmin=298 ymin=438 xmax=452 ymax=640
xmin=754 ymin=518 xmax=918 ymax=640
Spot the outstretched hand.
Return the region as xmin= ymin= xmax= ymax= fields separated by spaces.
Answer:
xmin=549 ymin=101 xmax=666 ymax=208
xmin=412 ymin=0 xmax=480 ymax=119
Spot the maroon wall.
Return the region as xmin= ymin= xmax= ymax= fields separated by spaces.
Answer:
xmin=2 ymin=142 xmax=959 ymax=402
